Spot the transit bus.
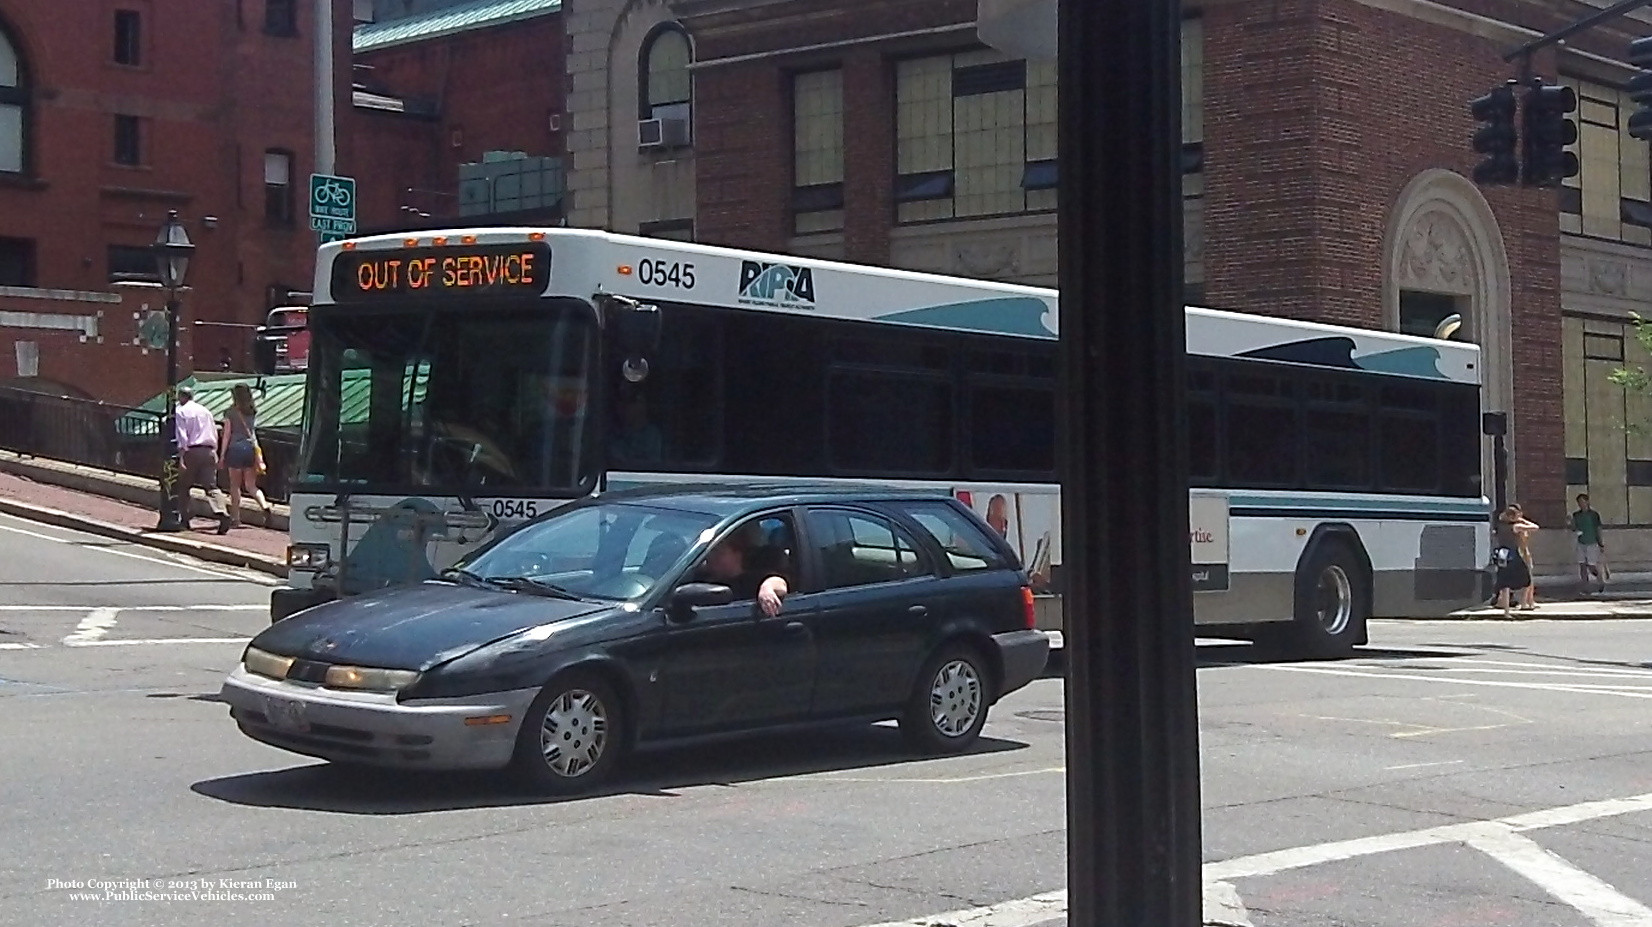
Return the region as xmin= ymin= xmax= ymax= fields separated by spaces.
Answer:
xmin=274 ymin=227 xmax=1488 ymax=657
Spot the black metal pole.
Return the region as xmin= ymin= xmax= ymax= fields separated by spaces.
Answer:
xmin=1057 ymin=0 xmax=1202 ymax=924
xmin=1502 ymin=0 xmax=1652 ymax=61
xmin=1492 ymin=432 xmax=1509 ymax=514
xmin=156 ymin=293 xmax=183 ymax=531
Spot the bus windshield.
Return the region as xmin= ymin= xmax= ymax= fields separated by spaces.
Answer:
xmin=296 ymin=300 xmax=598 ymax=495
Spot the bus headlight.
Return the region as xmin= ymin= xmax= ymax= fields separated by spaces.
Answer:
xmin=287 ymin=544 xmax=331 ymax=570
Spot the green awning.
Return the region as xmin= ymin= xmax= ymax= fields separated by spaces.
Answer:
xmin=119 ymin=368 xmax=426 ymax=438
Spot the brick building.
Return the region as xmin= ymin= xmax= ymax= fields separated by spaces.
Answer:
xmin=551 ymin=0 xmax=1652 ymax=556
xmin=0 ymin=0 xmax=355 ymax=403
xmin=348 ymin=0 xmax=566 ymax=233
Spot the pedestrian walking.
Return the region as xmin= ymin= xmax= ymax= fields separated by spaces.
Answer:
xmin=1569 ymin=493 xmax=1608 ymax=594
xmin=171 ymin=386 xmax=233 ymax=535
xmin=219 ymin=383 xmax=271 ymax=527
xmin=1509 ymin=503 xmax=1539 ymax=610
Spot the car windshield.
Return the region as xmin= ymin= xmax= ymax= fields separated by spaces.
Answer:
xmin=452 ymin=502 xmax=719 ymax=602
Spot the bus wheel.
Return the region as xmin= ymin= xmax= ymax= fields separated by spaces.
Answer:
xmin=1289 ymin=542 xmax=1367 ymax=658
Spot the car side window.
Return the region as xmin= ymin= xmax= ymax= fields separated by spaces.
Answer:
xmin=689 ymin=513 xmax=797 ymax=601
xmin=805 ymin=509 xmax=930 ymax=589
xmin=896 ymin=501 xmax=1009 ymax=573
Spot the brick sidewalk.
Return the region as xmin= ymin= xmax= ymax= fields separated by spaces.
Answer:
xmin=0 ymin=469 xmax=288 ymax=563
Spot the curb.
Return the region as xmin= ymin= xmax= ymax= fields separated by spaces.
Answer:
xmin=0 ymin=496 xmax=287 ymax=578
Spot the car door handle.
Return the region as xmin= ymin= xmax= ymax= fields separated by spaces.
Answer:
xmin=907 ymin=605 xmax=928 ymax=616
xmin=780 ymin=621 xmax=808 ymax=635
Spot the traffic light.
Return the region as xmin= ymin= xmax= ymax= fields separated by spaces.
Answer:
xmin=1470 ymin=82 xmax=1519 ymax=185
xmin=1629 ymin=36 xmax=1652 ymax=142
xmin=1522 ymin=82 xmax=1579 ymax=187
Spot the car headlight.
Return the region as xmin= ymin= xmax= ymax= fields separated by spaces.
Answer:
xmin=323 ymin=665 xmax=421 ymax=692
xmin=287 ymin=543 xmax=331 ymax=570
xmin=244 ymin=646 xmax=295 ymax=680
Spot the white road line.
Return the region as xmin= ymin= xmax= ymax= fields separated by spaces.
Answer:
xmin=843 ymin=882 xmax=1254 ymax=927
xmin=1265 ymin=663 xmax=1652 ymax=700
xmin=63 ymin=637 xmax=249 ymax=647
xmin=848 ymin=888 xmax=1068 ymax=927
xmin=1467 ymin=827 xmax=1652 ymax=927
xmin=62 ymin=607 xmax=119 ymax=644
xmin=0 ymin=605 xmax=265 ymax=612
xmin=1204 ymin=790 xmax=1652 ymax=881
xmin=0 ymin=642 xmax=43 ymax=650
xmin=1383 ymin=760 xmax=1465 ymax=771
xmin=846 ymin=792 xmax=1652 ymax=927
xmin=0 ymin=518 xmax=276 ymax=583
xmin=1204 ymin=881 xmax=1255 ymax=927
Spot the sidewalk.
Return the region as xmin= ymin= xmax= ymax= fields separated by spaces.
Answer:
xmin=0 ymin=452 xmax=287 ymax=577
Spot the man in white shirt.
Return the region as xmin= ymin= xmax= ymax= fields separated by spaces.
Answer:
xmin=172 ymin=386 xmax=233 ymax=534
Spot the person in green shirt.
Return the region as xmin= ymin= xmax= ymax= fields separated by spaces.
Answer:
xmin=1570 ymin=493 xmax=1607 ymax=594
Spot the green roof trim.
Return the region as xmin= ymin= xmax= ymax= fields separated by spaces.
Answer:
xmin=353 ymin=0 xmax=562 ymax=52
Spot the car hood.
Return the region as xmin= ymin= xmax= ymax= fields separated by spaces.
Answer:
xmin=249 ymin=582 xmax=610 ymax=671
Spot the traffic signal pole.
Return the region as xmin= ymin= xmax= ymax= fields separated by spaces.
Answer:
xmin=1501 ymin=0 xmax=1652 ymax=63
xmin=1057 ymin=0 xmax=1203 ymax=924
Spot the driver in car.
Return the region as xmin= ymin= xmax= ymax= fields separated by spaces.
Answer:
xmin=696 ymin=523 xmax=790 ymax=618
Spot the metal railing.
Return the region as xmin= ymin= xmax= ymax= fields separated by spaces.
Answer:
xmin=0 ymin=386 xmax=296 ymax=502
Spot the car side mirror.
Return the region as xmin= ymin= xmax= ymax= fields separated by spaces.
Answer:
xmin=670 ymin=582 xmax=735 ymax=611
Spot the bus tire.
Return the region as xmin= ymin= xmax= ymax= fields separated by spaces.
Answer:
xmin=1288 ymin=541 xmax=1368 ymax=659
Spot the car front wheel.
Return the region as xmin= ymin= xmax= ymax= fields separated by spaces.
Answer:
xmin=512 ymin=671 xmax=624 ymax=795
xmin=901 ymin=643 xmax=991 ymax=753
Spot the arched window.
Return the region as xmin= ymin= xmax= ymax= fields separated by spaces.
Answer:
xmin=0 ymin=22 xmax=26 ymax=174
xmin=639 ymin=24 xmax=691 ymax=126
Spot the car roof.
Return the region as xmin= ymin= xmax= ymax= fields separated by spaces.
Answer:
xmin=590 ymin=481 xmax=956 ymax=517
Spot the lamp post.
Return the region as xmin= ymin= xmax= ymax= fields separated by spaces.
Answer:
xmin=152 ymin=210 xmax=195 ymax=532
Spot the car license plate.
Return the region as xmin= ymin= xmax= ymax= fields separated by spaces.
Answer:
xmin=263 ymin=695 xmax=310 ymax=733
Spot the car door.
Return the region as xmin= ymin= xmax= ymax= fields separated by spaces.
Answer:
xmin=652 ymin=511 xmax=817 ymax=739
xmin=797 ymin=505 xmax=941 ymax=719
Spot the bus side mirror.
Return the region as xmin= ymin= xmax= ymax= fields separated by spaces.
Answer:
xmin=604 ymin=297 xmax=660 ymax=383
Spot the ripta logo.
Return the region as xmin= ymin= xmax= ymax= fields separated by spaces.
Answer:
xmin=738 ymin=260 xmax=816 ymax=307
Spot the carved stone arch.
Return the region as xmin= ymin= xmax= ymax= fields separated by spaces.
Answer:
xmin=1383 ymin=169 xmax=1514 ymax=492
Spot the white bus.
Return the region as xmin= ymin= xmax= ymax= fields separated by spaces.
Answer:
xmin=275 ymin=227 xmax=1488 ymax=657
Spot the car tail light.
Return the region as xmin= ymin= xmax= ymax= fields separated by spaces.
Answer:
xmin=1021 ymin=585 xmax=1036 ymax=629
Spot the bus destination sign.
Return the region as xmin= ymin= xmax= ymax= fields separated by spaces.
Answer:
xmin=333 ymin=242 xmax=551 ymax=301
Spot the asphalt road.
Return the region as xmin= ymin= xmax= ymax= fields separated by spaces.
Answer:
xmin=2 ymin=510 xmax=1650 ymax=927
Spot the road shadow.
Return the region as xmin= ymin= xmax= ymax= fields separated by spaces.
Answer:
xmin=191 ymin=725 xmax=1029 ymax=815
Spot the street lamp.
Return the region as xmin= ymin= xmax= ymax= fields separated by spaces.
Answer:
xmin=152 ymin=210 xmax=194 ymax=532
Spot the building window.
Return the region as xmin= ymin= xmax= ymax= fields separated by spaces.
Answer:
xmin=114 ymin=10 xmax=142 ymax=66
xmin=1398 ymin=290 xmax=1461 ymax=339
xmin=0 ymin=23 xmax=27 ymax=174
xmin=891 ymin=50 xmax=1056 ymax=222
xmin=1561 ymin=76 xmax=1652 ymax=246
xmin=265 ymin=0 xmax=297 ymax=37
xmin=0 ymin=236 xmax=34 ymax=286
xmin=113 ymin=114 xmax=141 ymax=166
xmin=1562 ymin=315 xmax=1652 ymax=524
xmin=107 ymin=244 xmax=158 ymax=284
xmin=640 ymin=24 xmax=691 ymax=130
xmin=264 ymin=149 xmax=293 ymax=224
xmin=792 ymin=69 xmax=844 ymax=235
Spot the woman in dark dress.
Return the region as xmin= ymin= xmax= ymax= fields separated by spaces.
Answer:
xmin=1491 ymin=504 xmax=1537 ymax=616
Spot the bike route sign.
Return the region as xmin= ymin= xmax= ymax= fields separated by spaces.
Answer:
xmin=309 ymin=173 xmax=356 ymax=235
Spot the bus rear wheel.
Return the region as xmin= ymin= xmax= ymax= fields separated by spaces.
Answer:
xmin=1287 ymin=542 xmax=1368 ymax=658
